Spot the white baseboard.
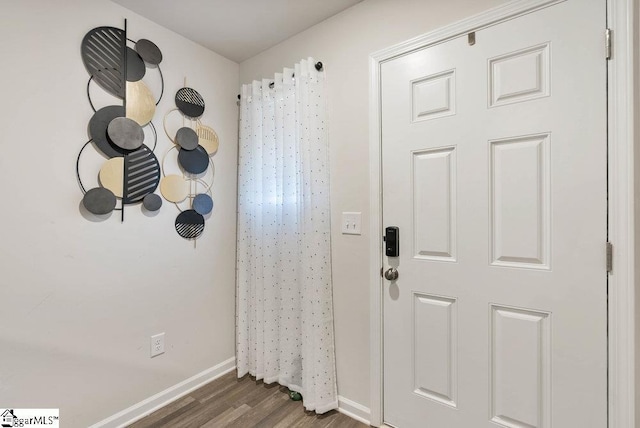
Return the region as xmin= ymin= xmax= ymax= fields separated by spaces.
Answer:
xmin=90 ymin=359 xmax=370 ymax=428
xmin=338 ymin=395 xmax=371 ymax=425
xmin=89 ymin=357 xmax=236 ymax=428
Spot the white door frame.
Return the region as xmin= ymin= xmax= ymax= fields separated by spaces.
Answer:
xmin=368 ymin=0 xmax=636 ymax=426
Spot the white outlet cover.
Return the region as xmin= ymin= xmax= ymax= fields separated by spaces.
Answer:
xmin=341 ymin=212 xmax=362 ymax=235
xmin=151 ymin=333 xmax=165 ymax=358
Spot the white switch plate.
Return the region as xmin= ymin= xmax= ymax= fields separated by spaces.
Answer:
xmin=151 ymin=333 xmax=165 ymax=358
xmin=341 ymin=212 xmax=362 ymax=235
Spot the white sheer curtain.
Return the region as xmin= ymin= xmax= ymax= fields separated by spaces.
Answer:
xmin=236 ymin=58 xmax=337 ymax=413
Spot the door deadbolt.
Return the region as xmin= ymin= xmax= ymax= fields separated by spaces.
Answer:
xmin=384 ymin=226 xmax=399 ymax=257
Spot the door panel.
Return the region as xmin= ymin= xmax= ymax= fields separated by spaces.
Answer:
xmin=413 ymin=292 xmax=458 ymax=408
xmin=488 ymin=43 xmax=550 ymax=108
xmin=412 ymin=147 xmax=457 ymax=261
xmin=490 ymin=305 xmax=551 ymax=428
xmin=381 ymin=1 xmax=607 ymax=427
xmin=490 ymin=133 xmax=550 ymax=269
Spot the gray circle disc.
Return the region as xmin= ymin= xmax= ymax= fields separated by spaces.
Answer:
xmin=175 ymin=127 xmax=199 ymax=150
xmin=178 ymin=145 xmax=209 ymax=174
xmin=143 ymin=193 xmax=162 ymax=211
xmin=89 ymin=105 xmax=126 ymax=158
xmin=126 ymin=47 xmax=146 ymax=82
xmin=193 ymin=194 xmax=213 ymax=215
xmin=107 ymin=117 xmax=144 ymax=150
xmin=135 ymin=39 xmax=163 ymax=65
xmin=83 ymin=187 xmax=117 ymax=215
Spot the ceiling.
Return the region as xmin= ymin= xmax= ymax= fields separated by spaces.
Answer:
xmin=111 ymin=0 xmax=363 ymax=63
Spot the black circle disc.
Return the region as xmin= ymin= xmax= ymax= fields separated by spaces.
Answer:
xmin=81 ymin=27 xmax=125 ymax=99
xmin=123 ymin=145 xmax=161 ymax=203
xmin=175 ymin=210 xmax=205 ymax=239
xmin=175 ymin=87 xmax=205 ymax=118
xmin=143 ymin=193 xmax=162 ymax=211
xmin=175 ymin=127 xmax=199 ymax=150
xmin=178 ymin=145 xmax=209 ymax=174
xmin=107 ymin=117 xmax=144 ymax=150
xmin=135 ymin=39 xmax=163 ymax=65
xmin=83 ymin=187 xmax=117 ymax=215
xmin=126 ymin=47 xmax=146 ymax=82
xmin=89 ymin=105 xmax=127 ymax=158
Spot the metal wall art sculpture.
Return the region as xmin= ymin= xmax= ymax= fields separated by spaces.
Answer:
xmin=77 ymin=21 xmax=218 ymax=241
xmin=159 ymin=87 xmax=217 ymax=240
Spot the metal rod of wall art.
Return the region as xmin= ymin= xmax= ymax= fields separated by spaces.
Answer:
xmin=121 ymin=18 xmax=127 ymax=223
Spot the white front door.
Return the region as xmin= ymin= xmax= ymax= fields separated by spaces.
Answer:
xmin=381 ymin=1 xmax=607 ymax=427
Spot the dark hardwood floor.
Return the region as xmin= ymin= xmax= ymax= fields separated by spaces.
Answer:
xmin=128 ymin=371 xmax=368 ymax=427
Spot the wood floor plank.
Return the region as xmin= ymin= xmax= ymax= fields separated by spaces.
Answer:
xmin=270 ymin=407 xmax=311 ymax=428
xmin=238 ymin=381 xmax=281 ymax=408
xmin=200 ymin=404 xmax=250 ymax=428
xmin=127 ymin=372 xmax=368 ymax=428
xmin=224 ymin=390 xmax=290 ymax=427
xmin=169 ymin=398 xmax=231 ymax=428
xmin=129 ymin=398 xmax=201 ymax=428
xmin=127 ymin=396 xmax=197 ymax=428
xmin=190 ymin=372 xmax=239 ymax=402
xmin=252 ymin=398 xmax=300 ymax=428
xmin=198 ymin=376 xmax=247 ymax=404
xmin=217 ymin=376 xmax=261 ymax=406
xmin=326 ymin=415 xmax=368 ymax=428
xmin=293 ymin=410 xmax=341 ymax=428
xmin=224 ymin=378 xmax=272 ymax=405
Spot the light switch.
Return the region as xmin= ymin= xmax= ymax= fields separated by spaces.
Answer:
xmin=341 ymin=212 xmax=362 ymax=235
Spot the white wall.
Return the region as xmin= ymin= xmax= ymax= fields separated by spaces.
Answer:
xmin=240 ymin=0 xmax=508 ymax=409
xmin=0 ymin=1 xmax=238 ymax=427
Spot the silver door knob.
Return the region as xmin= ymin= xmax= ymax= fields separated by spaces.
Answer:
xmin=384 ymin=267 xmax=399 ymax=281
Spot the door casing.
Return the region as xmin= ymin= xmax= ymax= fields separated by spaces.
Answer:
xmin=367 ymin=0 xmax=636 ymax=426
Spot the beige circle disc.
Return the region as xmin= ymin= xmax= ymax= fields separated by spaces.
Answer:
xmin=99 ymin=157 xmax=124 ymax=198
xmin=160 ymin=175 xmax=189 ymax=203
xmin=197 ymin=124 xmax=219 ymax=155
xmin=126 ymin=80 xmax=156 ymax=126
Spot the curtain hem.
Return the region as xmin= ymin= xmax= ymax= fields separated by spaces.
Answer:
xmin=236 ymin=367 xmax=338 ymax=414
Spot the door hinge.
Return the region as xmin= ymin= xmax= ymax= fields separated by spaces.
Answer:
xmin=605 ymin=28 xmax=612 ymax=60
xmin=606 ymin=242 xmax=613 ymax=273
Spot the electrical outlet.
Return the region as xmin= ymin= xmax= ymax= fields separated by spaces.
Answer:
xmin=150 ymin=333 xmax=165 ymax=358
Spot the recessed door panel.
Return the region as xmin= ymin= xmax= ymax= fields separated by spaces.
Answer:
xmin=413 ymin=293 xmax=457 ymax=407
xmin=412 ymin=70 xmax=456 ymax=122
xmin=489 ymin=43 xmax=550 ymax=108
xmin=491 ymin=305 xmax=551 ymax=428
xmin=413 ymin=147 xmax=456 ymax=261
xmin=490 ymin=134 xmax=550 ymax=269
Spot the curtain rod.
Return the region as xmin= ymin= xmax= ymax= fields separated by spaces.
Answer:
xmin=237 ymin=61 xmax=323 ymax=100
